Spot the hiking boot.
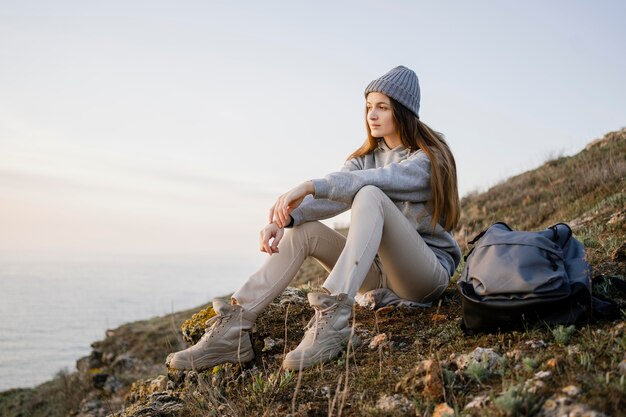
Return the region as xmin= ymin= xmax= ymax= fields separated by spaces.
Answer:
xmin=282 ymin=292 xmax=359 ymax=370
xmin=166 ymin=299 xmax=256 ymax=371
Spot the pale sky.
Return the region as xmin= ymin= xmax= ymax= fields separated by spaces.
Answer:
xmin=1 ymin=0 xmax=625 ymax=260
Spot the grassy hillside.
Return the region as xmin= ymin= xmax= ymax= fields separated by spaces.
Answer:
xmin=1 ymin=128 xmax=624 ymax=417
xmin=455 ymin=128 xmax=624 ymax=276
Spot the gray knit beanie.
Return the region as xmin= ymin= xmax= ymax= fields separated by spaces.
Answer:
xmin=364 ymin=65 xmax=420 ymax=118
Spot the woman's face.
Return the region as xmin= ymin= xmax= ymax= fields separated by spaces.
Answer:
xmin=366 ymin=92 xmax=397 ymax=140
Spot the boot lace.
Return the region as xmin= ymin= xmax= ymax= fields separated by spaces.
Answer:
xmin=200 ymin=313 xmax=232 ymax=341
xmin=304 ymin=304 xmax=338 ymax=341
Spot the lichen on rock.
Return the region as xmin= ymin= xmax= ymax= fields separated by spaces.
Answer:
xmin=180 ymin=305 xmax=216 ymax=345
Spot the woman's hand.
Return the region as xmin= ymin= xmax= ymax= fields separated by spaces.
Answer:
xmin=269 ymin=181 xmax=315 ymax=228
xmin=259 ymin=222 xmax=284 ymax=255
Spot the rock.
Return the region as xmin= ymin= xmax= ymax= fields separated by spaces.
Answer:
xmin=262 ymin=337 xmax=283 ymax=352
xmin=525 ymin=339 xmax=547 ymax=349
xmin=114 ymin=392 xmax=184 ymax=417
xmin=111 ymin=353 xmax=139 ymax=372
xmin=524 ymin=379 xmax=546 ymax=394
xmin=91 ymin=371 xmax=109 ymax=389
xmin=376 ymin=394 xmax=414 ymax=413
xmin=167 ymin=369 xmax=186 ymax=387
xmin=127 ymin=376 xmax=173 ymax=405
xmin=180 ymin=305 xmax=216 ymax=345
xmin=369 ymin=333 xmax=388 ymax=350
xmin=150 ymin=375 xmax=168 ymax=392
xmin=395 ymin=359 xmax=444 ymax=401
xmin=184 ymin=370 xmax=198 ymax=388
xmin=431 ymin=313 xmax=447 ymax=322
xmin=534 ymin=370 xmax=552 ymax=379
xmin=433 ymin=402 xmax=455 ymax=417
xmin=561 ymin=385 xmax=580 ymax=397
xmin=89 ymin=349 xmax=104 ymax=368
xmin=104 ymin=374 xmax=124 ymax=394
xmin=77 ymin=391 xmax=108 ymax=417
xmin=464 ymin=394 xmax=489 ymax=410
xmin=452 ymin=347 xmax=502 ymax=371
xmin=277 ymin=287 xmax=307 ymax=305
xmin=538 ymin=394 xmax=607 ymax=417
xmin=617 ymin=359 xmax=626 ymax=375
xmin=520 ymin=370 xmax=552 ymax=394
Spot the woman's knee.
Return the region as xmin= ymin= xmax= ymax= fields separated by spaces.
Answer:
xmin=353 ymin=185 xmax=385 ymax=205
xmin=283 ymin=221 xmax=325 ymax=244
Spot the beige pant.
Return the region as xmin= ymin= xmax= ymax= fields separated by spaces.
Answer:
xmin=232 ymin=185 xmax=450 ymax=315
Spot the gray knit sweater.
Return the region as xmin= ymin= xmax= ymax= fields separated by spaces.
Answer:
xmin=290 ymin=140 xmax=462 ymax=276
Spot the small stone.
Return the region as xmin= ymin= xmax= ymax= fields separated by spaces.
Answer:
xmin=167 ymin=369 xmax=186 ymax=386
xmin=567 ymin=345 xmax=580 ymax=355
xmin=278 ymin=287 xmax=307 ymax=305
xmin=376 ymin=394 xmax=413 ymax=413
xmin=561 ymin=385 xmax=580 ymax=397
xmin=110 ymin=353 xmax=138 ymax=372
xmin=539 ymin=393 xmax=608 ymax=417
xmin=542 ymin=398 xmax=558 ymax=411
xmin=433 ymin=402 xmax=455 ymax=417
xmin=534 ymin=370 xmax=552 ymax=379
xmin=432 ymin=313 xmax=446 ymax=322
xmin=103 ymin=375 xmax=124 ymax=395
xmin=618 ymin=359 xmax=626 ymax=375
xmin=184 ymin=370 xmax=198 ymax=388
xmin=395 ymin=359 xmax=444 ymax=401
xmin=525 ymin=339 xmax=547 ymax=349
xmin=150 ymin=375 xmax=168 ymax=392
xmin=546 ymin=358 xmax=558 ymax=368
xmin=464 ymin=395 xmax=489 ymax=410
xmin=526 ymin=379 xmax=546 ymax=393
xmin=369 ymin=333 xmax=388 ymax=350
xmin=262 ymin=337 xmax=283 ymax=352
xmin=454 ymin=347 xmax=502 ymax=371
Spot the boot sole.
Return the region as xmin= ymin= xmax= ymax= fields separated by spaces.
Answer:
xmin=282 ymin=335 xmax=361 ymax=371
xmin=167 ymin=347 xmax=254 ymax=371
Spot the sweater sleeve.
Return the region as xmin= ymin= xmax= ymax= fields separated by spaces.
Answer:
xmin=289 ymin=157 xmax=364 ymax=226
xmin=311 ymin=150 xmax=432 ymax=204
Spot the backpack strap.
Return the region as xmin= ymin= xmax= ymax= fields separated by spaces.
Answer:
xmin=468 ymin=222 xmax=512 ymax=245
xmin=548 ymin=223 xmax=573 ymax=246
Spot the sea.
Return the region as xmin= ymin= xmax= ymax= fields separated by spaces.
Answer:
xmin=0 ymin=254 xmax=260 ymax=391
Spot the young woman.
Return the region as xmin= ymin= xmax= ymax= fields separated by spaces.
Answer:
xmin=166 ymin=65 xmax=461 ymax=371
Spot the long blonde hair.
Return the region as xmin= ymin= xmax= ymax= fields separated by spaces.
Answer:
xmin=349 ymin=97 xmax=460 ymax=231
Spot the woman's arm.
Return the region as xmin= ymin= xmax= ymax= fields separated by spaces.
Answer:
xmin=259 ymin=222 xmax=284 ymax=255
xmin=312 ymin=151 xmax=432 ymax=204
xmin=269 ymin=181 xmax=315 ymax=228
xmin=268 ymin=156 xmax=364 ymax=228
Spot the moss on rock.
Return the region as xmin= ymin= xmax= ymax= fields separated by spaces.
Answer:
xmin=180 ymin=305 xmax=216 ymax=345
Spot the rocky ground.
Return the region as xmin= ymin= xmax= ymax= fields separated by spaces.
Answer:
xmin=0 ymin=129 xmax=624 ymax=416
